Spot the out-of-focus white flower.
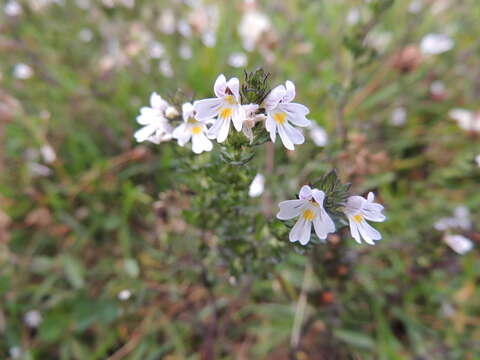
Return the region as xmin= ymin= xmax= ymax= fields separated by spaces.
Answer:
xmin=308 ymin=123 xmax=328 ymax=147
xmin=40 ymin=145 xmax=56 ymax=164
xmin=172 ymin=103 xmax=213 ymax=154
xmin=430 ymin=81 xmax=446 ymax=96
xmin=149 ymin=41 xmax=165 ymax=59
xmin=134 ymin=92 xmax=173 ymax=144
xmin=179 ymin=43 xmax=192 ymax=60
xmin=366 ymin=31 xmax=392 ymax=52
xmin=177 ymin=20 xmax=192 ymax=38
xmin=201 ymin=31 xmax=216 ymax=48
xmin=24 ymin=310 xmax=42 ymax=328
xmin=118 ymin=289 xmax=132 ymax=301
xmin=159 ymin=59 xmax=174 ymax=78
xmin=346 ymin=7 xmax=361 ymax=25
xmin=4 ymin=0 xmax=22 ymax=16
xmin=249 ymin=173 xmax=265 ymax=198
xmin=238 ymin=7 xmax=271 ymax=51
xmin=75 ymin=0 xmax=91 ymax=10
xmin=344 ymin=192 xmax=386 ymax=245
xmin=13 ymin=63 xmax=33 ymax=79
xmin=408 ymin=0 xmax=423 ymax=14
xmin=277 ymin=185 xmax=335 ymax=245
xmin=448 ymin=108 xmax=480 ymax=133
xmin=28 ymin=163 xmax=52 ymax=177
xmin=434 ymin=206 xmax=471 ymax=231
xmin=228 ymin=52 xmax=248 ymax=68
xmin=264 ymin=81 xmax=311 ymax=150
xmin=9 ymin=347 xmax=22 ymax=359
xmin=444 ymin=234 xmax=473 ymax=255
xmin=158 ymin=9 xmax=176 ymax=34
xmin=420 ymin=33 xmax=454 ymax=55
xmin=194 ymin=74 xmax=245 ymax=143
xmin=78 ymin=28 xmax=93 ymax=42
xmin=390 ymin=106 xmax=407 ymax=126
xmin=475 ymin=154 xmax=480 ymax=167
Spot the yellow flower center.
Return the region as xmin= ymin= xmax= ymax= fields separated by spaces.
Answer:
xmin=353 ymin=214 xmax=363 ymax=223
xmin=191 ymin=125 xmax=202 ymax=135
xmin=219 ymin=107 xmax=233 ymax=119
xmin=224 ymin=95 xmax=236 ymax=105
xmin=273 ymin=112 xmax=286 ymax=125
xmin=303 ymin=209 xmax=315 ymax=221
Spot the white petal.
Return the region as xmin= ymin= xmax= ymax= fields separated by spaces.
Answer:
xmin=277 ymin=199 xmax=305 ymax=220
xmin=216 ymin=118 xmax=231 ymax=143
xmin=249 ymin=173 xmax=265 ymax=198
xmin=289 ymin=218 xmax=312 ymax=245
xmin=281 ymin=103 xmax=311 ymax=127
xmin=192 ymin=132 xmax=212 ymax=153
xmin=136 ymin=114 xmax=154 ymax=125
xmin=134 ymin=124 xmax=157 ymax=142
xmin=283 ymin=80 xmax=296 ymax=102
xmin=182 ymin=102 xmax=195 ymax=121
xmin=283 ymin=122 xmax=305 ymax=145
xmin=207 ymin=118 xmax=223 ymax=139
xmin=214 ymin=74 xmax=227 ymax=98
xmin=311 ymin=189 xmax=325 ymax=205
xmin=313 ymin=211 xmax=334 ymax=240
xmin=345 ymin=195 xmax=366 ymax=216
xmin=348 ymin=219 xmax=362 ymax=244
xmin=232 ymin=104 xmax=245 ymax=132
xmin=357 ymin=220 xmax=381 ymax=244
xmin=278 ymin=124 xmax=295 ymax=150
xmin=150 ymin=92 xmax=168 ymax=110
xmin=264 ymin=85 xmax=286 ymax=111
xmin=226 ymin=77 xmax=240 ymax=102
xmin=194 ymin=98 xmax=222 ymax=120
xmin=265 ymin=114 xmax=277 ymax=142
xmin=299 ymin=185 xmax=312 ymax=200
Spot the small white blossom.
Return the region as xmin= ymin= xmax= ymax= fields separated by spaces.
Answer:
xmin=390 ymin=107 xmax=407 ymax=126
xmin=9 ymin=347 xmax=22 ymax=359
xmin=134 ymin=92 xmax=173 ymax=144
xmin=448 ymin=108 xmax=480 ymax=133
xmin=430 ymin=81 xmax=446 ymax=96
xmin=346 ymin=7 xmax=361 ymax=25
xmin=24 ymin=310 xmax=43 ymax=328
xmin=434 ymin=206 xmax=471 ymax=231
xmin=4 ymin=0 xmax=22 ymax=16
xmin=179 ymin=43 xmax=192 ymax=60
xmin=444 ymin=234 xmax=473 ymax=255
xmin=344 ymin=192 xmax=386 ymax=245
xmin=40 ymin=145 xmax=56 ymax=164
xmin=13 ymin=63 xmax=33 ymax=79
xmin=420 ymin=33 xmax=454 ymax=55
xmin=173 ymin=103 xmax=213 ymax=154
xmin=264 ymin=81 xmax=311 ymax=150
xmin=118 ymin=289 xmax=132 ymax=301
xmin=249 ymin=173 xmax=265 ymax=198
xmin=177 ymin=20 xmax=192 ymax=38
xmin=277 ymin=185 xmax=335 ymax=245
xmin=476 ymin=154 xmax=480 ymax=167
xmin=241 ymin=103 xmax=265 ymax=143
xmin=159 ymin=59 xmax=174 ymax=78
xmin=408 ymin=0 xmax=423 ymax=14
xmin=238 ymin=7 xmax=271 ymax=51
xmin=194 ymin=74 xmax=245 ymax=143
xmin=158 ymin=9 xmax=176 ymax=34
xmin=149 ymin=41 xmax=165 ymax=59
xmin=308 ymin=123 xmax=328 ymax=147
xmin=228 ymin=52 xmax=248 ymax=68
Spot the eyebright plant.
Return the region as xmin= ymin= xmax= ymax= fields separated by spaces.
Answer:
xmin=134 ymin=69 xmax=386 ymax=274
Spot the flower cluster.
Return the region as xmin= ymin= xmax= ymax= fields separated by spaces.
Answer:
xmin=277 ymin=185 xmax=386 ymax=246
xmin=134 ymin=73 xmax=312 ymax=152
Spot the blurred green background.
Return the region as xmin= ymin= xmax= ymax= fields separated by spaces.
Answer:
xmin=1 ymin=0 xmax=480 ymax=358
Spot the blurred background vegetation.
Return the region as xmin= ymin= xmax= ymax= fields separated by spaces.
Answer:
xmin=1 ymin=0 xmax=480 ymax=358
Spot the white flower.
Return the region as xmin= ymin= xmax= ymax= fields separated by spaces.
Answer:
xmin=228 ymin=52 xmax=248 ymax=68
xmin=476 ymin=154 xmax=480 ymax=167
xmin=24 ymin=310 xmax=42 ymax=328
xmin=344 ymin=192 xmax=386 ymax=245
xmin=264 ymin=81 xmax=311 ymax=150
xmin=238 ymin=8 xmax=271 ymax=52
xmin=241 ymin=103 xmax=265 ymax=143
xmin=408 ymin=0 xmax=423 ymax=14
xmin=434 ymin=206 xmax=471 ymax=231
xmin=172 ymin=103 xmax=213 ymax=154
xmin=420 ymin=33 xmax=454 ymax=55
xmin=40 ymin=144 xmax=56 ymax=164
xmin=194 ymin=74 xmax=245 ymax=143
xmin=390 ymin=106 xmax=407 ymax=126
xmin=159 ymin=59 xmax=174 ymax=78
xmin=249 ymin=173 xmax=265 ymax=197
xmin=448 ymin=108 xmax=480 ymax=133
xmin=308 ymin=123 xmax=328 ymax=147
xmin=444 ymin=234 xmax=473 ymax=255
xmin=118 ymin=289 xmax=132 ymax=301
xmin=5 ymin=0 xmax=22 ymax=16
xmin=277 ymin=185 xmax=335 ymax=245
xmin=134 ymin=92 xmax=173 ymax=144
xmin=13 ymin=63 xmax=33 ymax=79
